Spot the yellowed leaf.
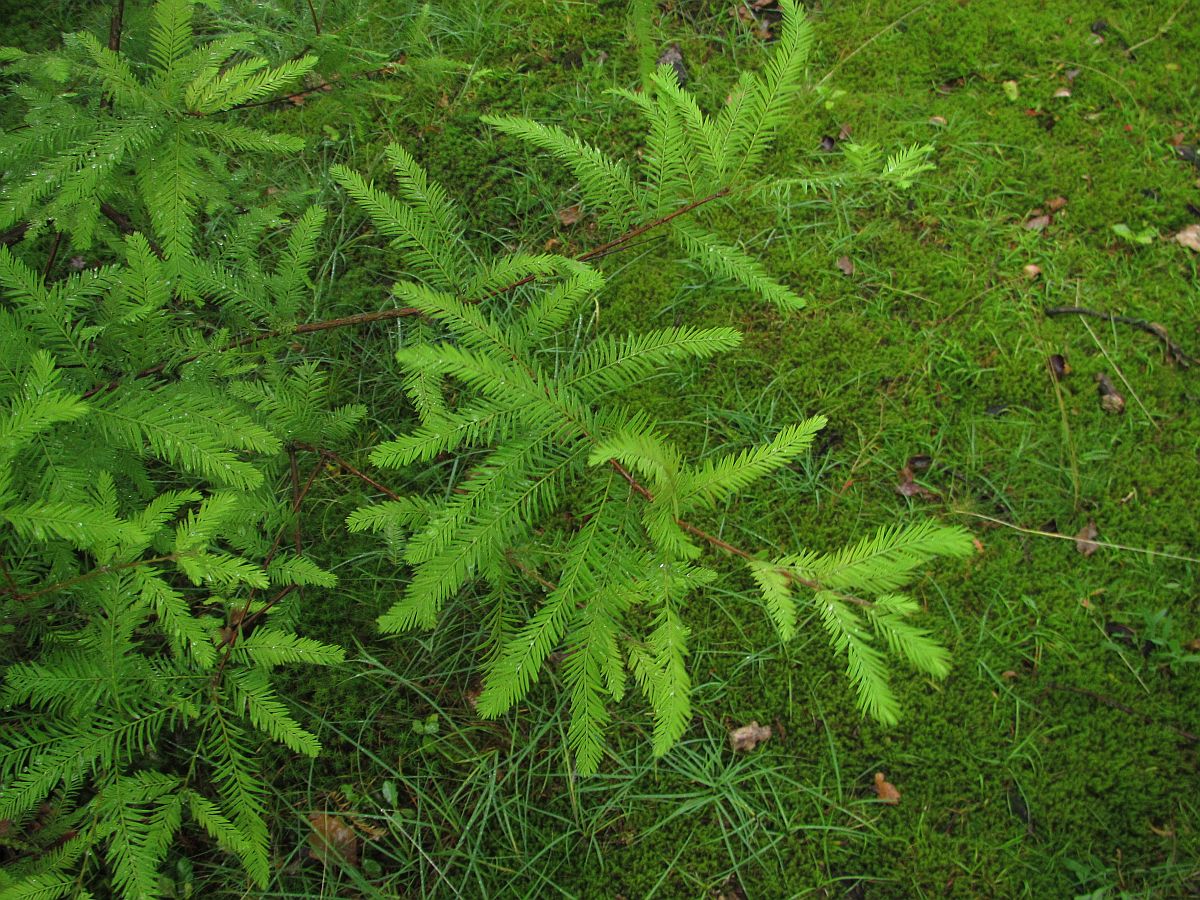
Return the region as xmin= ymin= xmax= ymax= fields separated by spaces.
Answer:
xmin=874 ymin=771 xmax=901 ymax=805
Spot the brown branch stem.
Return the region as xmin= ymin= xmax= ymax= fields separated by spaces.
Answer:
xmin=107 ymin=0 xmax=125 ymax=53
xmin=42 ymin=232 xmax=62 ymax=280
xmin=294 ymin=443 xmax=401 ymax=500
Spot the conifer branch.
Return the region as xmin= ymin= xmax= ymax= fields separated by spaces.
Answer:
xmin=9 ymin=555 xmax=178 ymax=602
xmin=80 ymin=190 xmax=731 ymax=400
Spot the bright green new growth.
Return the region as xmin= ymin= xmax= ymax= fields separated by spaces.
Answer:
xmin=1 ymin=0 xmax=963 ymax=893
xmin=0 ymin=242 xmax=352 ymax=893
xmin=485 ymin=0 xmax=813 ymax=312
xmin=0 ymin=0 xmax=313 ymax=260
xmin=338 ymin=116 xmax=967 ymax=772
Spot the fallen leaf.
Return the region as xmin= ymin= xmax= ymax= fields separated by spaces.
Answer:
xmin=1024 ymin=214 xmax=1051 ymax=231
xmin=1046 ymin=195 xmax=1068 ymax=212
xmin=936 ymin=75 xmax=966 ymax=95
xmin=1172 ymin=224 xmax=1200 ymax=251
xmin=1074 ymin=520 xmax=1100 ymax=557
xmin=907 ymin=454 xmax=932 ymax=474
xmin=1001 ymin=670 xmax=1019 ymax=680
xmin=835 ymin=255 xmax=854 ymax=276
xmin=1066 ymin=67 xmax=1082 ymax=82
xmin=307 ymin=812 xmax=359 ymax=866
xmin=1095 ymin=372 xmax=1125 ymax=414
xmin=837 ymin=122 xmax=853 ymax=141
xmin=1002 ymin=80 xmax=1020 ymax=102
xmin=972 ymin=537 xmax=985 ymax=553
xmin=896 ymin=463 xmax=938 ymax=500
xmin=1149 ymin=822 xmax=1176 ymax=839
xmin=1053 ymin=87 xmax=1072 ymax=98
xmin=1047 ymin=354 xmax=1070 ymax=380
xmin=874 ymin=771 xmax=901 ymax=804
xmin=556 ymin=204 xmax=582 ymax=227
xmin=729 ymin=721 xmax=772 ymax=752
xmin=1023 ymin=263 xmax=1042 ymax=279
xmin=929 ymin=115 xmax=948 ymax=126
xmin=656 ymin=43 xmax=688 ymax=86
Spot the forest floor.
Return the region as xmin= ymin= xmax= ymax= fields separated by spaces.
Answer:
xmin=8 ymin=0 xmax=1200 ymax=896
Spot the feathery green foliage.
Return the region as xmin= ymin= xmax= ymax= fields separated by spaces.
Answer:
xmin=338 ymin=140 xmax=966 ymax=774
xmin=1 ymin=0 xmax=964 ymax=892
xmin=0 ymin=0 xmax=312 ymax=260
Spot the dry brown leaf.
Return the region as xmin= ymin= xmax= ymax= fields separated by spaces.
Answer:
xmin=874 ymin=771 xmax=901 ymax=805
xmin=835 ymin=255 xmax=854 ymax=276
xmin=1074 ymin=520 xmax=1100 ymax=557
xmin=1047 ymin=354 xmax=1070 ymax=381
xmin=1053 ymin=87 xmax=1072 ymax=98
xmin=729 ymin=721 xmax=772 ymax=752
xmin=307 ymin=813 xmax=358 ymax=866
xmin=1046 ymin=196 xmax=1068 ymax=212
xmin=1024 ymin=214 xmax=1051 ymax=231
xmin=1173 ymin=224 xmax=1200 ymax=251
xmin=656 ymin=43 xmax=688 ymax=85
xmin=1095 ymin=372 xmax=1125 ymax=414
xmin=556 ymin=204 xmax=582 ymax=227
xmin=896 ymin=464 xmax=938 ymax=500
xmin=929 ymin=115 xmax=948 ymax=126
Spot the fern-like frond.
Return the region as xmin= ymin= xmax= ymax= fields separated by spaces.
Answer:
xmin=802 ymin=521 xmax=973 ymax=595
xmin=483 ymin=116 xmax=643 ymax=227
xmin=148 ymin=0 xmax=195 ymax=79
xmin=202 ymin=709 xmax=269 ymax=886
xmin=185 ymin=55 xmax=317 ymax=114
xmin=747 ymin=558 xmax=797 ymax=640
xmin=331 ymin=163 xmax=464 ymax=289
xmin=670 ymin=220 xmax=805 ymax=311
xmin=816 ymin=591 xmax=898 ymax=725
xmin=227 ymin=669 xmax=321 ymax=757
xmin=232 ymin=628 xmax=346 ymax=668
xmin=676 ymin=416 xmax=826 ymax=512
xmin=568 ymin=325 xmax=741 ymax=396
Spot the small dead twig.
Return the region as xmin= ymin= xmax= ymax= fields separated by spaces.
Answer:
xmin=304 ymin=0 xmax=322 ymax=35
xmin=1045 ymin=305 xmax=1197 ymax=368
xmin=1043 ymin=682 xmax=1199 ymax=743
xmin=42 ymin=232 xmax=62 ymax=280
xmin=294 ymin=443 xmax=401 ymax=501
xmin=101 ymin=0 xmax=125 ymax=111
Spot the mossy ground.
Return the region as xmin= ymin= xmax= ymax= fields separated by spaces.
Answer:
xmin=8 ymin=0 xmax=1200 ymax=895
